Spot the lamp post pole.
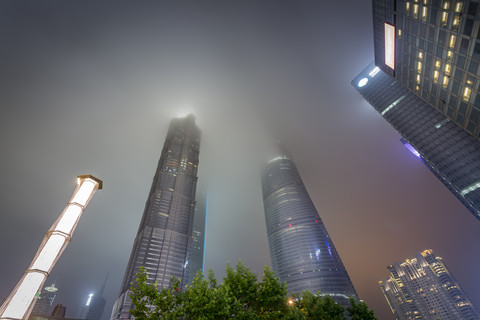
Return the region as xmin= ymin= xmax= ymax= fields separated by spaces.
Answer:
xmin=0 ymin=175 xmax=102 ymax=320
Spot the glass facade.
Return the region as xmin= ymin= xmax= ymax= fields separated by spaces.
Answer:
xmin=380 ymin=250 xmax=480 ymax=320
xmin=261 ymin=153 xmax=358 ymax=308
xmin=110 ymin=115 xmax=201 ymax=320
xmin=353 ymin=61 xmax=480 ymax=220
xmin=373 ymin=0 xmax=480 ymax=138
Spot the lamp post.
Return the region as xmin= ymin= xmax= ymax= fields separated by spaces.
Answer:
xmin=0 ymin=175 xmax=102 ymax=320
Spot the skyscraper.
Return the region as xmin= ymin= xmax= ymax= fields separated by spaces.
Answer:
xmin=86 ymin=275 xmax=107 ymax=320
xmin=380 ymin=249 xmax=480 ymax=320
xmin=31 ymin=283 xmax=58 ymax=316
xmin=261 ymin=151 xmax=358 ymax=308
xmin=186 ymin=191 xmax=207 ymax=285
xmin=110 ymin=115 xmax=201 ymax=320
xmin=352 ymin=0 xmax=480 ymax=220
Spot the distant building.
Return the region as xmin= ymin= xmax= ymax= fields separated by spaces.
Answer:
xmin=86 ymin=275 xmax=107 ymax=320
xmin=186 ymin=191 xmax=207 ymax=285
xmin=110 ymin=115 xmax=201 ymax=320
xmin=261 ymin=150 xmax=358 ymax=308
xmin=380 ymin=249 xmax=480 ymax=320
xmin=31 ymin=283 xmax=58 ymax=316
xmin=29 ymin=304 xmax=77 ymax=320
xmin=352 ymin=0 xmax=480 ymax=220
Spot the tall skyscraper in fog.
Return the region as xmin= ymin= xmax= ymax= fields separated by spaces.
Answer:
xmin=261 ymin=150 xmax=358 ymax=308
xmin=86 ymin=275 xmax=107 ymax=320
xmin=352 ymin=0 xmax=480 ymax=220
xmin=186 ymin=191 xmax=207 ymax=285
xmin=111 ymin=115 xmax=201 ymax=320
xmin=380 ymin=250 xmax=480 ymax=320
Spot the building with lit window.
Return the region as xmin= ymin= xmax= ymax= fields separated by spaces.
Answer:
xmin=31 ymin=283 xmax=58 ymax=316
xmin=261 ymin=151 xmax=358 ymax=308
xmin=352 ymin=0 xmax=480 ymax=220
xmin=110 ymin=115 xmax=201 ymax=320
xmin=379 ymin=250 xmax=480 ymax=320
xmin=186 ymin=191 xmax=207 ymax=285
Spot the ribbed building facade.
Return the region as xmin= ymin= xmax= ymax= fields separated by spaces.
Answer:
xmin=111 ymin=115 xmax=200 ymax=320
xmin=352 ymin=0 xmax=480 ymax=220
xmin=261 ymin=152 xmax=358 ymax=308
xmin=380 ymin=250 xmax=480 ymax=320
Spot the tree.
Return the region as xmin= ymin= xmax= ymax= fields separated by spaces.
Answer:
xmin=129 ymin=261 xmax=377 ymax=319
xmin=346 ymin=298 xmax=377 ymax=320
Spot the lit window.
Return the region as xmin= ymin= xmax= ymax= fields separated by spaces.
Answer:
xmin=463 ymin=87 xmax=471 ymax=101
xmin=434 ymin=70 xmax=439 ymax=82
xmin=445 ymin=64 xmax=451 ymax=75
xmin=447 ymin=51 xmax=453 ymax=60
xmin=467 ymin=79 xmax=473 ymax=85
xmin=413 ymin=4 xmax=419 ymax=17
xmin=443 ymin=76 xmax=449 ymax=87
xmin=398 ymin=29 xmax=402 ymax=37
xmin=422 ymin=7 xmax=428 ymax=20
xmin=416 ymin=85 xmax=420 ymax=91
xmin=417 ymin=74 xmax=421 ymax=83
xmin=449 ymin=35 xmax=456 ymax=48
xmin=453 ymin=16 xmax=460 ymax=26
xmin=442 ymin=12 xmax=448 ymax=25
xmin=423 ymin=0 xmax=428 ymax=3
xmin=418 ymin=61 xmax=423 ymax=72
xmin=406 ymin=2 xmax=411 ymax=10
xmin=443 ymin=1 xmax=450 ymax=9
xmin=418 ymin=51 xmax=423 ymax=59
xmin=455 ymin=1 xmax=463 ymax=12
xmin=435 ymin=60 xmax=441 ymax=68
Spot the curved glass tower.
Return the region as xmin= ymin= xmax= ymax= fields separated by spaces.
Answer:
xmin=261 ymin=152 xmax=358 ymax=307
xmin=111 ymin=115 xmax=200 ymax=320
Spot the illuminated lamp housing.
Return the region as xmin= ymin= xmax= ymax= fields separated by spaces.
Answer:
xmin=0 ymin=175 xmax=102 ymax=320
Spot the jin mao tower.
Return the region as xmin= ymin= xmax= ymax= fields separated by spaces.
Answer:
xmin=111 ymin=115 xmax=200 ymax=320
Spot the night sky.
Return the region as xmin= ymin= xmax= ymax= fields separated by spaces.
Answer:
xmin=1 ymin=1 xmax=480 ymax=320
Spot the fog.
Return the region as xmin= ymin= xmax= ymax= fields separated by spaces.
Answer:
xmin=1 ymin=2 xmax=480 ymax=320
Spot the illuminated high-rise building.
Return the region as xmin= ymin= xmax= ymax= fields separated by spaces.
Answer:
xmin=380 ymin=250 xmax=480 ymax=320
xmin=31 ymin=283 xmax=58 ymax=316
xmin=111 ymin=115 xmax=201 ymax=320
xmin=261 ymin=150 xmax=358 ymax=308
xmin=352 ymin=0 xmax=480 ymax=220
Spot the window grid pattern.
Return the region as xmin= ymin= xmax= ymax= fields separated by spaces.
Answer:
xmin=262 ymin=157 xmax=358 ymax=308
xmin=111 ymin=115 xmax=200 ymax=320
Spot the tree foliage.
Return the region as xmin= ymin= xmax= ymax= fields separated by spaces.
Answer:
xmin=129 ymin=261 xmax=377 ymax=320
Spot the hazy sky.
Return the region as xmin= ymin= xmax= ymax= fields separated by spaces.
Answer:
xmin=1 ymin=1 xmax=480 ymax=320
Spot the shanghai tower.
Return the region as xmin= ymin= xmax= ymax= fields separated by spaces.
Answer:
xmin=261 ymin=150 xmax=358 ymax=308
xmin=111 ymin=115 xmax=200 ymax=320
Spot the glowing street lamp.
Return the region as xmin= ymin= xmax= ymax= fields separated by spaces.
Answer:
xmin=0 ymin=175 xmax=102 ymax=320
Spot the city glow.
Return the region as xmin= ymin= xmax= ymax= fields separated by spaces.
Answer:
xmin=357 ymin=78 xmax=368 ymax=87
xmin=86 ymin=293 xmax=94 ymax=306
xmin=384 ymin=23 xmax=395 ymax=69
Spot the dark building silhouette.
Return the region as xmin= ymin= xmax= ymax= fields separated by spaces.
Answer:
xmin=352 ymin=0 xmax=480 ymax=220
xmin=86 ymin=275 xmax=107 ymax=320
xmin=261 ymin=150 xmax=358 ymax=308
xmin=110 ymin=115 xmax=201 ymax=320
